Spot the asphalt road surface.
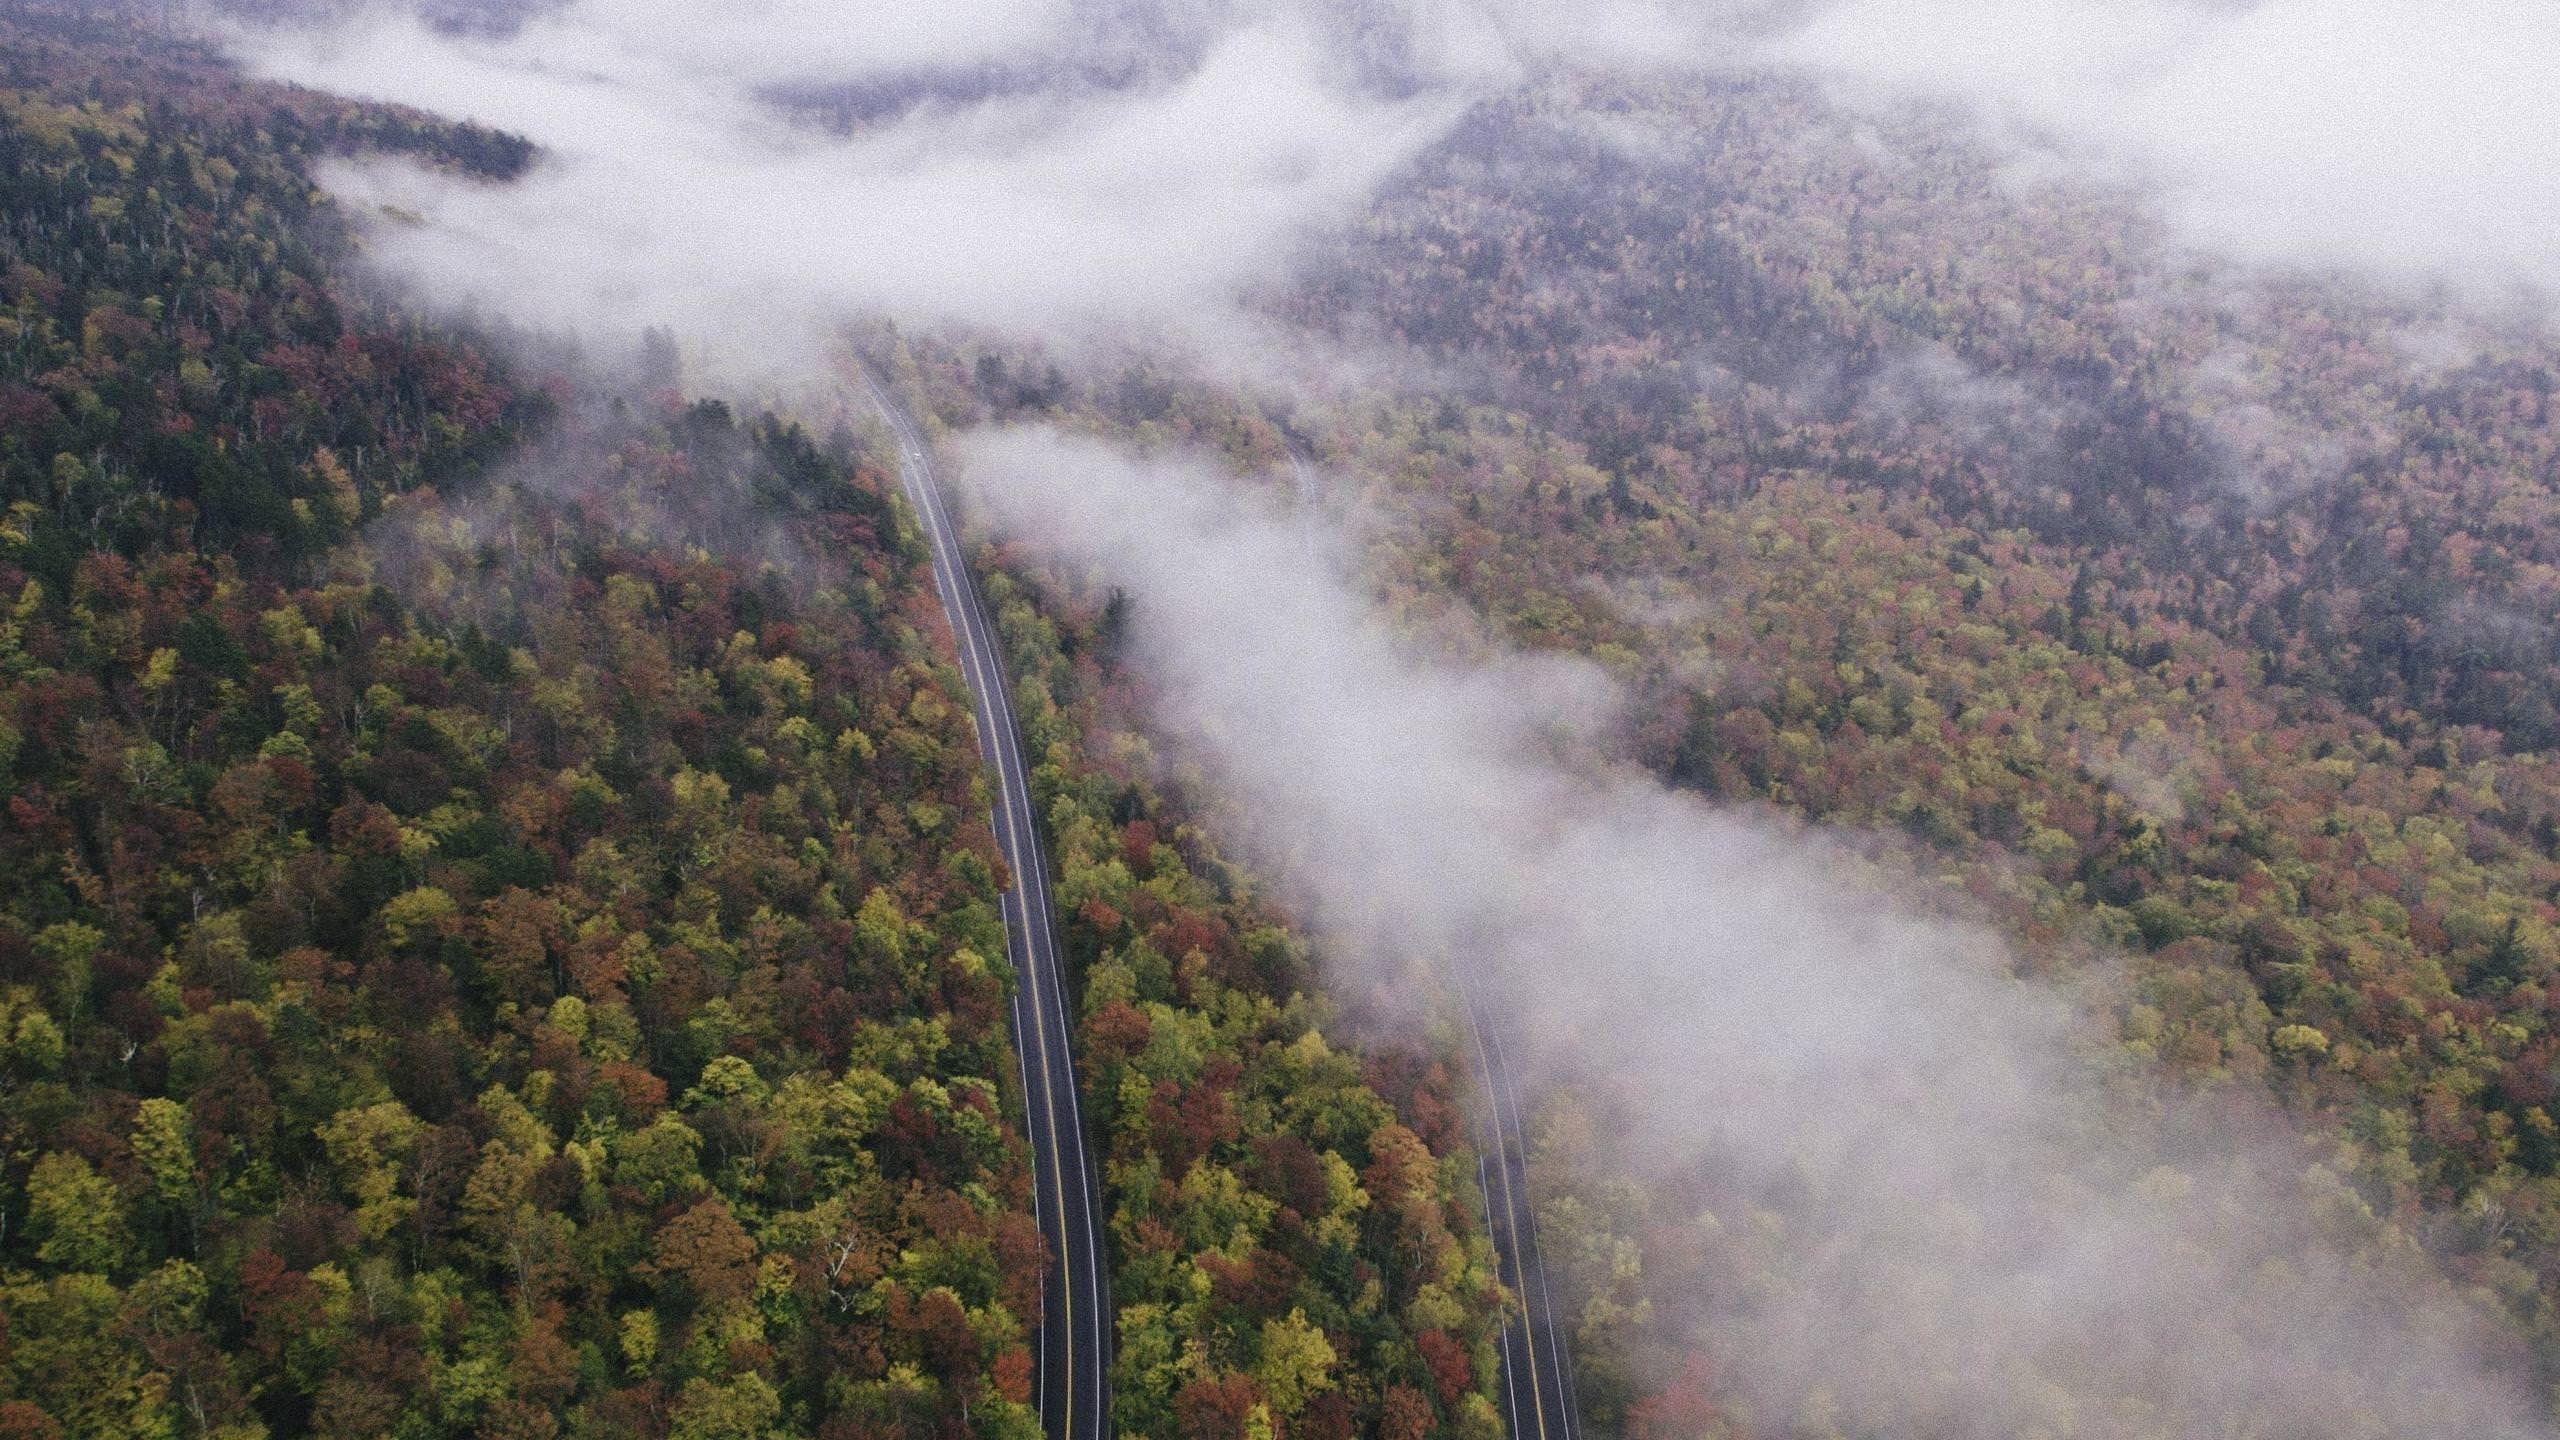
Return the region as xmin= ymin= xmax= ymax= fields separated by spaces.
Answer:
xmin=1464 ymin=991 xmax=1587 ymax=1440
xmin=868 ymin=378 xmax=1111 ymax=1440
xmin=1294 ymin=448 xmax=1583 ymax=1440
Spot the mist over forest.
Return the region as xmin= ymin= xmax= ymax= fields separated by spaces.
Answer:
xmin=1 ymin=1 xmax=2557 ymax=1438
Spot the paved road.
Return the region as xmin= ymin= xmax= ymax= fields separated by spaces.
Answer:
xmin=1291 ymin=449 xmax=1583 ymax=1440
xmin=1463 ymin=991 xmax=1585 ymax=1440
xmin=867 ymin=378 xmax=1112 ymax=1440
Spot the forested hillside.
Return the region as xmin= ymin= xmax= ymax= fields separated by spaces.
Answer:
xmin=1277 ymin=80 xmax=2560 ymax=1434
xmin=12 ymin=1 xmax=2560 ymax=1438
xmin=0 ymin=7 xmax=1513 ymax=1436
xmin=0 ymin=16 xmax=1050 ymax=1435
xmin=881 ymin=347 xmax=1513 ymax=1440
xmin=918 ymin=70 xmax=2560 ymax=1419
xmin=1291 ymin=76 xmax=2560 ymax=755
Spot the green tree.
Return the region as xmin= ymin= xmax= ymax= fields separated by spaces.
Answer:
xmin=25 ymin=1153 xmax=125 ymax=1274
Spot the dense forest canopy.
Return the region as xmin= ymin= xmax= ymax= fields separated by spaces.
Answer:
xmin=0 ymin=4 xmax=1500 ymax=1437
xmin=6 ymin=0 xmax=2560 ymax=1438
xmin=891 ymin=61 xmax=2560 ymax=1440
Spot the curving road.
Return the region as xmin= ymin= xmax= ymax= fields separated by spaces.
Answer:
xmin=867 ymin=413 xmax=1572 ymax=1440
xmin=866 ymin=376 xmax=1112 ymax=1440
xmin=1290 ymin=451 xmax=1583 ymax=1440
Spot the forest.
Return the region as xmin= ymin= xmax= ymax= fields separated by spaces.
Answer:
xmin=927 ymin=66 xmax=2560 ymax=1438
xmin=10 ymin=0 xmax=2560 ymax=1438
xmin=0 ymin=5 xmax=1499 ymax=1437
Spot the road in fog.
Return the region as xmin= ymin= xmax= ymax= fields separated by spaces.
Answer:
xmin=1465 ymin=990 xmax=1586 ymax=1440
xmin=1291 ymin=451 xmax=1584 ymax=1440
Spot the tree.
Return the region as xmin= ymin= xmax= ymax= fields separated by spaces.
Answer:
xmin=24 ymin=1153 xmax=125 ymax=1273
xmin=130 ymin=1097 xmax=203 ymax=1249
xmin=647 ymin=1198 xmax=759 ymax=1310
xmin=1174 ymin=1373 xmax=1265 ymax=1440
xmin=1255 ymin=1308 xmax=1338 ymax=1416
xmin=669 ymin=1374 xmax=782 ymax=1440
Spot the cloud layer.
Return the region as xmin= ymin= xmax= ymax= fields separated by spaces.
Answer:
xmin=232 ymin=0 xmax=2559 ymax=383
xmin=954 ymin=425 xmax=2555 ymax=1439
xmin=1769 ymin=0 xmax=2560 ymax=297
xmin=232 ymin=2 xmax=1466 ymax=372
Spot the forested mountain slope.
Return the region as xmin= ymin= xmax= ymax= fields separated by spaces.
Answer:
xmin=0 ymin=21 xmax=1047 ymax=1433
xmin=12 ymin=3 xmax=2560 ymax=1439
xmin=0 ymin=9 xmax=1503 ymax=1438
xmin=918 ymin=69 xmax=2560 ymax=1424
xmin=1270 ymin=80 xmax=2560 ymax=1433
xmin=1290 ymin=76 xmax=2560 ymax=755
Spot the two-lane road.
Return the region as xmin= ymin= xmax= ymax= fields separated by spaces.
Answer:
xmin=866 ymin=377 xmax=1111 ymax=1440
xmin=1463 ymin=991 xmax=1585 ymax=1440
xmin=875 ymin=411 xmax=1571 ymax=1440
xmin=1293 ymin=448 xmax=1583 ymax=1440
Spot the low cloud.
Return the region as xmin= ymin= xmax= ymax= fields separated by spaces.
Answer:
xmin=229 ymin=2 xmax=1467 ymax=376
xmin=954 ymin=424 xmax=2553 ymax=1439
xmin=1766 ymin=0 xmax=2560 ymax=300
xmin=229 ymin=0 xmax=2560 ymax=383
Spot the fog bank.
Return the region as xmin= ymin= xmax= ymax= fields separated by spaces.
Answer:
xmin=231 ymin=2 xmax=1468 ymax=373
xmin=1770 ymin=0 xmax=2560 ymax=298
xmin=230 ymin=0 xmax=2559 ymax=390
xmin=955 ymin=425 xmax=2553 ymax=1439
